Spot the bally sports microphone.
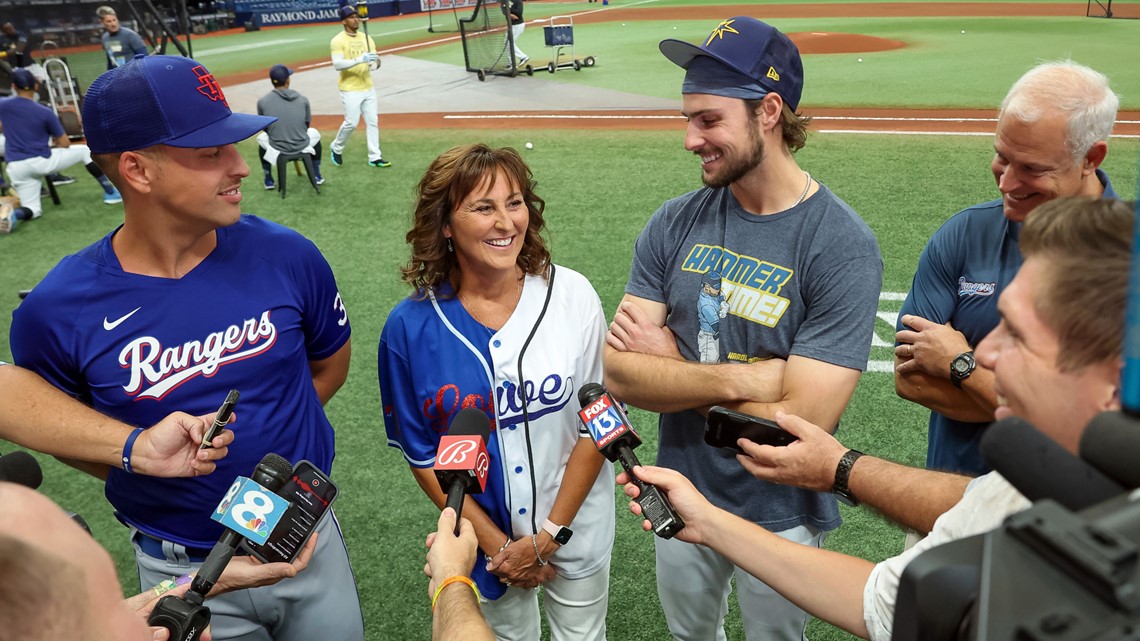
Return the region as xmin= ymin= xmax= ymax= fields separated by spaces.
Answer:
xmin=1081 ymin=411 xmax=1140 ymax=489
xmin=577 ymin=383 xmax=684 ymax=539
xmin=981 ymin=416 xmax=1123 ymax=511
xmin=190 ymin=453 xmax=293 ymax=598
xmin=434 ymin=408 xmax=491 ymax=535
xmin=0 ymin=450 xmax=43 ymax=489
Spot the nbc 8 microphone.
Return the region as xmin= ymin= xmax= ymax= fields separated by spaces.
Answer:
xmin=148 ymin=453 xmax=293 ymax=641
xmin=434 ymin=408 xmax=491 ymax=535
xmin=577 ymin=383 xmax=685 ymax=539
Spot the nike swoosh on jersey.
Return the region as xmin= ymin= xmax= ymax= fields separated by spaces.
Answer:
xmin=103 ymin=307 xmax=142 ymax=331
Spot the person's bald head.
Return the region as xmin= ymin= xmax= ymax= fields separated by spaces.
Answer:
xmin=0 ymin=483 xmax=152 ymax=640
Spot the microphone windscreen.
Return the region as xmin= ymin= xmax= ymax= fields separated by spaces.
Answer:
xmin=981 ymin=417 xmax=1123 ymax=511
xmin=1080 ymin=411 xmax=1140 ymax=489
xmin=256 ymin=453 xmax=294 ymax=490
xmin=578 ymin=382 xmax=604 ymax=407
xmin=0 ymin=451 xmax=43 ymax=489
xmin=449 ymin=408 xmax=490 ymax=441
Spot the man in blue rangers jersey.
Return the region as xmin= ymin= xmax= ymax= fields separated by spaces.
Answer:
xmin=9 ymin=55 xmax=364 ymax=641
xmin=893 ymin=61 xmax=1119 ymax=478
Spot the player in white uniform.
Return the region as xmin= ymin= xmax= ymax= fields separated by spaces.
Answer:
xmin=329 ymin=4 xmax=389 ymax=168
xmin=380 ymin=143 xmax=614 ymax=641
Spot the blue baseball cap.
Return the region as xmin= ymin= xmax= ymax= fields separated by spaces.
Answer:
xmin=81 ymin=55 xmax=276 ymax=154
xmin=659 ymin=17 xmax=804 ymax=110
xmin=339 ymin=4 xmax=359 ymax=19
xmin=269 ymin=64 xmax=293 ymax=86
xmin=11 ymin=68 xmax=36 ymax=90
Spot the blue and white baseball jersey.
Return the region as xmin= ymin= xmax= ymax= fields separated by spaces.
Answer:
xmin=10 ymin=215 xmax=350 ymax=548
xmin=380 ymin=265 xmax=615 ymax=600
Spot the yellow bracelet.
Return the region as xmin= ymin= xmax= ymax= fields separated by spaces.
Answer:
xmin=431 ymin=575 xmax=481 ymax=612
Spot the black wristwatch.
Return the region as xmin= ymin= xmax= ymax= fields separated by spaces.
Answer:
xmin=950 ymin=351 xmax=976 ymax=388
xmin=831 ymin=449 xmax=864 ymax=507
xmin=542 ymin=518 xmax=573 ymax=545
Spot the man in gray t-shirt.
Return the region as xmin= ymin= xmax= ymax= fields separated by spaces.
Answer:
xmin=255 ymin=64 xmax=325 ymax=190
xmin=604 ymin=17 xmax=882 ymax=641
xmin=97 ymin=6 xmax=148 ymax=70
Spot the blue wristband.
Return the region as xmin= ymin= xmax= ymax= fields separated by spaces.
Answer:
xmin=122 ymin=427 xmax=144 ymax=474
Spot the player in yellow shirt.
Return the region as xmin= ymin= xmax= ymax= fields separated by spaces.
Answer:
xmin=330 ymin=4 xmax=390 ymax=168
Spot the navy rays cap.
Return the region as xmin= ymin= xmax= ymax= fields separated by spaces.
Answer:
xmin=269 ymin=63 xmax=293 ymax=86
xmin=660 ymin=17 xmax=804 ymax=110
xmin=11 ymin=68 xmax=36 ymax=90
xmin=81 ymin=55 xmax=276 ymax=154
xmin=339 ymin=4 xmax=359 ymax=19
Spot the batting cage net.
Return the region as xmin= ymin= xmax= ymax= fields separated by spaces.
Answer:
xmin=459 ymin=0 xmax=517 ymax=79
xmin=424 ymin=0 xmax=478 ymax=32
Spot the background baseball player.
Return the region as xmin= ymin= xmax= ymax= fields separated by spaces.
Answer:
xmin=256 ymin=63 xmax=325 ymax=190
xmin=0 ymin=68 xmax=121 ymax=227
xmin=329 ymin=4 xmax=390 ymax=168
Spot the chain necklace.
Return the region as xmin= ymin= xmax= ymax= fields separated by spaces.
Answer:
xmin=461 ymin=275 xmax=523 ymax=335
xmin=792 ymin=171 xmax=811 ymax=208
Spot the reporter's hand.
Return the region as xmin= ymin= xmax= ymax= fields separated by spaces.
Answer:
xmin=132 ymin=412 xmax=235 ymax=478
xmin=212 ymin=532 xmax=318 ymax=595
xmin=735 ymin=411 xmax=848 ymax=492
xmin=617 ymin=465 xmax=712 ymax=546
xmin=424 ymin=507 xmax=479 ymax=597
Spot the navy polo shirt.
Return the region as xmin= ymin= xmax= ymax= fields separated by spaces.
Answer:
xmin=898 ymin=169 xmax=1116 ymax=476
xmin=0 ymin=96 xmax=62 ymax=162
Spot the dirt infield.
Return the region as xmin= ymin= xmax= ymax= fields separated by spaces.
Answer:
xmin=234 ymin=3 xmax=1140 ymax=134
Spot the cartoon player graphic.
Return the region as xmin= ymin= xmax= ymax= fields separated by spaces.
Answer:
xmin=697 ymin=270 xmax=728 ymax=363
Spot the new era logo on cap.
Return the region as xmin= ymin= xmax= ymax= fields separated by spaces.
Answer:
xmin=81 ymin=55 xmax=275 ymax=154
xmin=660 ymin=17 xmax=804 ymax=110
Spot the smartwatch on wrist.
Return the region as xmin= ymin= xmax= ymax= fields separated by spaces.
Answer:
xmin=831 ymin=449 xmax=864 ymax=507
xmin=950 ymin=351 xmax=977 ymax=388
xmin=542 ymin=518 xmax=573 ymax=545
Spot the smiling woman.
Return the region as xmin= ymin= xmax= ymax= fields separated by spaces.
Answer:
xmin=378 ymin=142 xmax=617 ymax=641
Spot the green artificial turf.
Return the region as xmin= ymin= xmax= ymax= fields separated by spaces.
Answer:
xmin=50 ymin=3 xmax=1140 ymax=110
xmin=405 ymin=15 xmax=1140 ymax=109
xmin=2 ymin=130 xmax=1136 ymax=639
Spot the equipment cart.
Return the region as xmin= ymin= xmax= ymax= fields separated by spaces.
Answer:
xmin=543 ymin=15 xmax=595 ymax=72
xmin=37 ymin=41 xmax=84 ymax=139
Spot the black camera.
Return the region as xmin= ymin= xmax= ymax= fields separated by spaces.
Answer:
xmin=893 ymin=493 xmax=1140 ymax=640
xmin=147 ymin=593 xmax=211 ymax=641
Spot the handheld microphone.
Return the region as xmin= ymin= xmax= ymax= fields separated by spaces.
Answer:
xmin=577 ymin=383 xmax=684 ymax=538
xmin=0 ymin=450 xmax=43 ymax=489
xmin=433 ymin=408 xmax=491 ymax=535
xmin=980 ymin=416 xmax=1123 ymax=511
xmin=192 ymin=453 xmax=293 ymax=597
xmin=1080 ymin=411 xmax=1140 ymax=489
xmin=148 ymin=453 xmax=292 ymax=641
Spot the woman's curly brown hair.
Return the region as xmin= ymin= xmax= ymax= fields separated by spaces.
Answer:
xmin=401 ymin=143 xmax=551 ymax=298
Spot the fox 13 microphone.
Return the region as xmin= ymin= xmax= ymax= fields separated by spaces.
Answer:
xmin=577 ymin=383 xmax=684 ymax=538
xmin=147 ymin=453 xmax=293 ymax=641
xmin=434 ymin=407 xmax=491 ymax=535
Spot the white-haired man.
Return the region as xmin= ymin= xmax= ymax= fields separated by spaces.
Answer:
xmin=894 ymin=61 xmax=1119 ymax=478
